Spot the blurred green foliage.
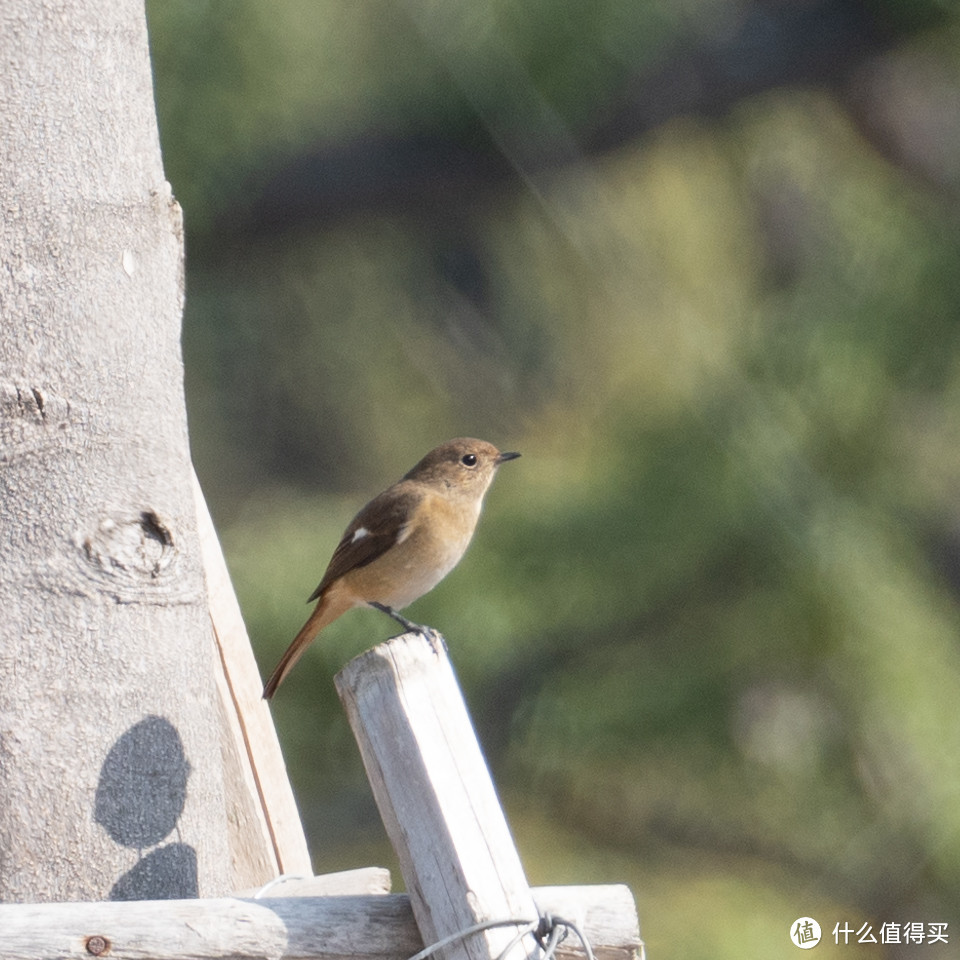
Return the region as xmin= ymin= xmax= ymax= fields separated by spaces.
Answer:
xmin=148 ymin=1 xmax=960 ymax=955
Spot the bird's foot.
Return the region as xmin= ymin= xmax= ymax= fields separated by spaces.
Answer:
xmin=369 ymin=602 xmax=444 ymax=647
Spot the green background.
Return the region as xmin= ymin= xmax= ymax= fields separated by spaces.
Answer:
xmin=146 ymin=2 xmax=960 ymax=956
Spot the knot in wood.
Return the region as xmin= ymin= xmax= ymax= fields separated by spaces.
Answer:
xmin=79 ymin=510 xmax=178 ymax=600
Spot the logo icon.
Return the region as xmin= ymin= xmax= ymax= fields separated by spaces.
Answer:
xmin=791 ymin=917 xmax=822 ymax=949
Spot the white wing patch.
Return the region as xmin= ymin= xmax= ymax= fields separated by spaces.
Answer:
xmin=351 ymin=526 xmax=370 ymax=543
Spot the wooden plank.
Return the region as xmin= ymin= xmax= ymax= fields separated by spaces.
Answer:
xmin=193 ymin=471 xmax=313 ymax=882
xmin=237 ymin=867 xmax=392 ymax=898
xmin=335 ymin=633 xmax=540 ymax=960
xmin=0 ymin=885 xmax=641 ymax=960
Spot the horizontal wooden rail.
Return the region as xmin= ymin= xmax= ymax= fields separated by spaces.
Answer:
xmin=0 ymin=884 xmax=641 ymax=960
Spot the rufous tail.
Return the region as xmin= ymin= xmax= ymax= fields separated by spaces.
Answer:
xmin=262 ymin=585 xmax=355 ymax=698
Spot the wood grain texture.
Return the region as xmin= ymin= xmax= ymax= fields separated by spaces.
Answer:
xmin=0 ymin=885 xmax=640 ymax=960
xmin=336 ymin=633 xmax=540 ymax=960
xmin=194 ymin=471 xmax=313 ymax=885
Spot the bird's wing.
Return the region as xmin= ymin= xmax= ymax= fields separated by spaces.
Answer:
xmin=307 ymin=485 xmax=421 ymax=602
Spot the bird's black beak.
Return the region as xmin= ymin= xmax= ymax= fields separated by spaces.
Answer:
xmin=496 ymin=451 xmax=521 ymax=464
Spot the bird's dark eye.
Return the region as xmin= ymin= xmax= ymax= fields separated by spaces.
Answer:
xmin=461 ymin=453 xmax=478 ymax=467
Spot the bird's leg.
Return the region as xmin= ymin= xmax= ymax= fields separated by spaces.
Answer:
xmin=368 ymin=601 xmax=427 ymax=634
xmin=368 ymin=602 xmax=442 ymax=645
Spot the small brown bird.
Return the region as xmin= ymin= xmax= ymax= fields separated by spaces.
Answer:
xmin=262 ymin=438 xmax=520 ymax=698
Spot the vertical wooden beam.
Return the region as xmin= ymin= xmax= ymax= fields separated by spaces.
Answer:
xmin=335 ymin=632 xmax=540 ymax=960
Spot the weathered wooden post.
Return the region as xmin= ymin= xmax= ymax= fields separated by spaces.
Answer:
xmin=335 ymin=632 xmax=542 ymax=960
